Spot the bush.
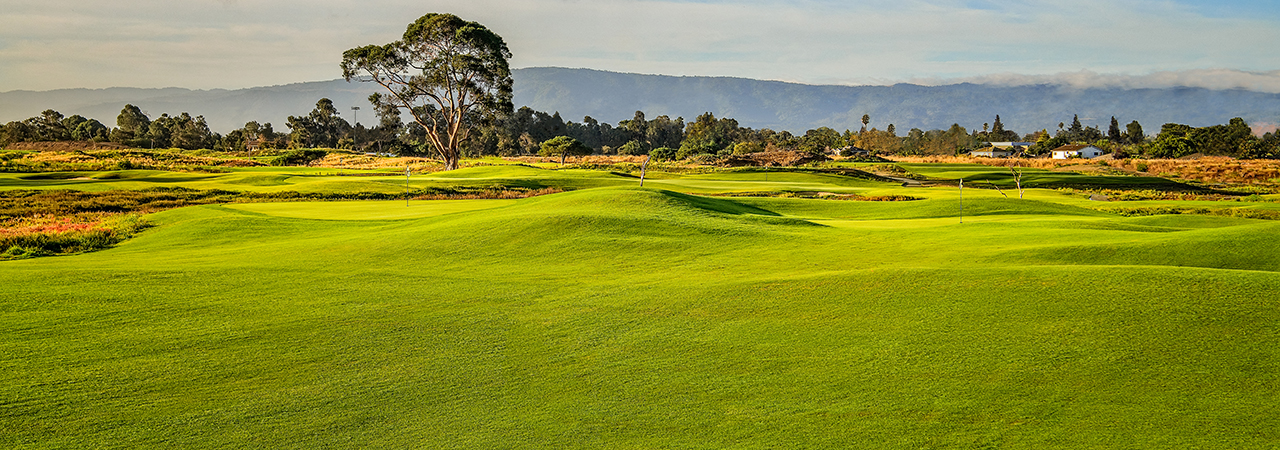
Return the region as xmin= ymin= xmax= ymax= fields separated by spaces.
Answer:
xmin=270 ymin=149 xmax=327 ymax=166
xmin=733 ymin=142 xmax=763 ymax=155
xmin=675 ymin=147 xmax=709 ymax=161
xmin=650 ymin=147 xmax=676 ymax=161
xmin=617 ymin=140 xmax=647 ymax=156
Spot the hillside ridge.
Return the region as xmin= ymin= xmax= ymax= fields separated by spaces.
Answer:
xmin=3 ymin=67 xmax=1279 ymax=135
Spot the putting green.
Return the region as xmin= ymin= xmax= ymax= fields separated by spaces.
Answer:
xmin=224 ymin=199 xmax=517 ymax=220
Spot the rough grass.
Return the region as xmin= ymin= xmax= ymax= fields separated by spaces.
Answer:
xmin=0 ymin=212 xmax=149 ymax=259
xmin=891 ymin=155 xmax=1280 ymax=185
xmin=896 ymin=162 xmax=1195 ymax=190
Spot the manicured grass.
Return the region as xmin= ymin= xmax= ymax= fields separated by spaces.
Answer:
xmin=224 ymin=199 xmax=517 ymax=220
xmin=2 ymin=166 xmax=1279 ymax=448
xmin=0 ymin=165 xmax=902 ymax=196
xmin=897 ymin=162 xmax=1191 ymax=188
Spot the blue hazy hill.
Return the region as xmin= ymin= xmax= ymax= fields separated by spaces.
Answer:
xmin=3 ymin=67 xmax=1279 ymax=135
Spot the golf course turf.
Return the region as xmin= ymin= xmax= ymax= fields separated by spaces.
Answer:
xmin=2 ymin=164 xmax=1278 ymax=448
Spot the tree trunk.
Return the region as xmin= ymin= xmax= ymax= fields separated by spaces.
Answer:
xmin=444 ymin=155 xmax=459 ymax=171
xmin=639 ymin=155 xmax=651 ymax=187
xmin=1010 ymin=167 xmax=1024 ymax=198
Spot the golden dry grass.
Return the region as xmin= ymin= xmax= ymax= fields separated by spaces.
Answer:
xmin=309 ymin=153 xmax=443 ymax=171
xmin=889 ymin=155 xmax=1280 ymax=184
xmin=502 ymin=155 xmax=652 ymax=165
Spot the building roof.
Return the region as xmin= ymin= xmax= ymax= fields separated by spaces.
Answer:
xmin=1051 ymin=144 xmax=1102 ymax=153
xmin=987 ymin=142 xmax=1034 ymax=148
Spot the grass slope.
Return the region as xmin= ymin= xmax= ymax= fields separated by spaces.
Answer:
xmin=3 ymin=186 xmax=1279 ymax=448
xmin=0 ymin=165 xmax=926 ymax=196
xmin=897 ymin=162 xmax=1193 ymax=189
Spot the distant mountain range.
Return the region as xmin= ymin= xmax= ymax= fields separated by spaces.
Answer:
xmin=4 ymin=67 xmax=1280 ymax=135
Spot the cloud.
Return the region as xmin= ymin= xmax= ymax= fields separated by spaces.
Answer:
xmin=909 ymin=69 xmax=1280 ymax=94
xmin=2 ymin=0 xmax=1279 ymax=92
xmin=1252 ymin=122 xmax=1279 ymax=136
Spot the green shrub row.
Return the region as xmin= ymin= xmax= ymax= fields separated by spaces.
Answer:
xmin=268 ymin=149 xmax=327 ymax=166
xmin=1101 ymin=206 xmax=1280 ymax=220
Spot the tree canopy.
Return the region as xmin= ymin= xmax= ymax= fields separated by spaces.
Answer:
xmin=341 ymin=13 xmax=513 ymax=170
xmin=538 ymin=135 xmax=591 ymax=164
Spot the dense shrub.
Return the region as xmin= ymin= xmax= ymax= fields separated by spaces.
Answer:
xmin=650 ymin=147 xmax=676 ymax=161
xmin=269 ymin=149 xmax=327 ymax=166
xmin=1101 ymin=206 xmax=1280 ymax=220
xmin=617 ymin=140 xmax=647 ymax=156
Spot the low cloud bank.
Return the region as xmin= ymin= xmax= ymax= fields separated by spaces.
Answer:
xmin=1251 ymin=122 xmax=1279 ymax=136
xmin=911 ymin=69 xmax=1280 ymax=94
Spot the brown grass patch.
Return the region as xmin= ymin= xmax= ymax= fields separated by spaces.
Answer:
xmin=504 ymin=155 xmax=652 ymax=165
xmin=6 ymin=141 xmax=126 ymax=151
xmin=888 ymin=155 xmax=1280 ymax=185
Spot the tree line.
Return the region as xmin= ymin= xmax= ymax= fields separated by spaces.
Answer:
xmin=4 ymin=100 xmax=1278 ymax=161
xmin=461 ymin=111 xmax=1280 ymax=161
xmin=0 ymin=100 xmax=363 ymax=153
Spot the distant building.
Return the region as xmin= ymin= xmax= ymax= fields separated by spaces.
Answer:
xmin=1051 ymin=144 xmax=1105 ymax=159
xmin=835 ymin=146 xmax=870 ymax=157
xmin=971 ymin=148 xmax=1016 ymax=158
xmin=987 ymin=142 xmax=1034 ymax=148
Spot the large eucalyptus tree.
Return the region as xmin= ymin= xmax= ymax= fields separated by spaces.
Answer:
xmin=341 ymin=13 xmax=513 ymax=170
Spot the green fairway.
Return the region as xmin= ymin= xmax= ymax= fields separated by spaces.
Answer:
xmin=897 ymin=162 xmax=1191 ymax=189
xmin=225 ymin=199 xmax=517 ymax=220
xmin=3 ymin=166 xmax=1279 ymax=448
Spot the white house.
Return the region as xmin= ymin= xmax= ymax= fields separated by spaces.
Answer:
xmin=971 ymin=148 xmax=1015 ymax=158
xmin=1051 ymin=144 xmax=1105 ymax=159
xmin=988 ymin=142 xmax=1034 ymax=148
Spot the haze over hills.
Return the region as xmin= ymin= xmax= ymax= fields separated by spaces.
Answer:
xmin=516 ymin=68 xmax=1280 ymax=135
xmin=3 ymin=67 xmax=1279 ymax=136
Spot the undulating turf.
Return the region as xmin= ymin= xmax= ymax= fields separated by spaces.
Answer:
xmin=224 ymin=199 xmax=518 ymax=220
xmin=2 ymin=165 xmax=1279 ymax=448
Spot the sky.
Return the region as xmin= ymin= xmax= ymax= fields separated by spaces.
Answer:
xmin=2 ymin=0 xmax=1279 ymax=92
